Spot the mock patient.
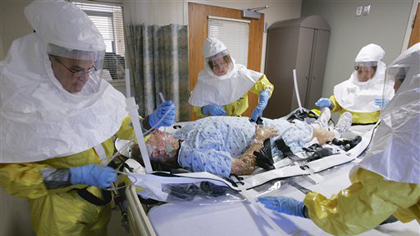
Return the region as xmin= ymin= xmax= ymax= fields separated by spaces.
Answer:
xmin=133 ymin=109 xmax=352 ymax=177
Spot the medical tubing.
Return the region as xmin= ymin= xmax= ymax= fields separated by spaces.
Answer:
xmin=97 ymin=166 xmax=138 ymax=191
xmin=159 ymin=92 xmax=167 ymax=133
xmin=112 ymin=140 xmax=133 ymax=163
xmin=159 ymin=92 xmax=166 ymax=102
xmin=293 ymin=69 xmax=303 ymax=112
xmin=96 ymin=139 xmax=134 ymax=166
xmin=97 ymin=97 xmax=174 ymax=173
xmin=96 ymin=100 xmax=173 ymax=167
xmin=143 ymin=103 xmax=174 ymax=136
xmin=112 ymin=104 xmax=173 ymax=144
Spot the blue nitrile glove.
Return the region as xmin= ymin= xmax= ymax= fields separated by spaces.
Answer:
xmin=315 ymin=98 xmax=332 ymax=108
xmin=69 ymin=164 xmax=117 ymax=188
xmin=149 ymin=100 xmax=176 ymax=128
xmin=374 ymin=98 xmax=390 ymax=108
xmin=202 ymin=105 xmax=226 ymax=116
xmin=258 ymin=196 xmax=306 ymax=218
xmin=251 ymin=89 xmax=270 ymax=121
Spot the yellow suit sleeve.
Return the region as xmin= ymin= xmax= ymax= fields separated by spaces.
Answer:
xmin=193 ymin=105 xmax=206 ymax=119
xmin=249 ymin=74 xmax=274 ymax=97
xmin=114 ymin=115 xmax=136 ymax=140
xmin=329 ymin=95 xmax=342 ymax=113
xmin=0 ymin=163 xmax=73 ymax=199
xmin=304 ymin=168 xmax=420 ymax=236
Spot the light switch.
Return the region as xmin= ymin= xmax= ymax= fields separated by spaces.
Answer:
xmin=363 ymin=5 xmax=371 ymax=16
xmin=356 ymin=6 xmax=363 ymax=16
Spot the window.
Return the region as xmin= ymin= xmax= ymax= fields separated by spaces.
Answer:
xmin=73 ymin=1 xmax=126 ymax=80
xmin=208 ymin=16 xmax=250 ymax=66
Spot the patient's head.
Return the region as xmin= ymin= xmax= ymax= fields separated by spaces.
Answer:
xmin=132 ymin=130 xmax=179 ymax=171
xmin=130 ymin=130 xmax=180 ymax=171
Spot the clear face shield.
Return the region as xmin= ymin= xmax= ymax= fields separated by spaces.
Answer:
xmin=206 ymin=50 xmax=234 ymax=77
xmin=391 ymin=67 xmax=407 ymax=92
xmin=379 ymin=67 xmax=407 ymax=110
xmin=354 ymin=61 xmax=377 ymax=82
xmin=384 ymin=67 xmax=407 ymax=92
xmin=47 ymin=44 xmax=105 ymax=94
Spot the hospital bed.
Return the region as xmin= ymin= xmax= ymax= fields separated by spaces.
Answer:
xmin=125 ymin=163 xmax=419 ymax=236
xmin=120 ymin=110 xmax=419 ymax=236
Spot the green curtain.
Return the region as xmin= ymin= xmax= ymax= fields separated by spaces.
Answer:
xmin=126 ymin=24 xmax=189 ymax=121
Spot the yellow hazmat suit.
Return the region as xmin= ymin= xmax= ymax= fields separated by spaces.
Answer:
xmin=193 ymin=75 xmax=274 ymax=118
xmin=304 ymin=168 xmax=420 ymax=236
xmin=329 ymin=95 xmax=380 ymax=124
xmin=0 ymin=117 xmax=135 ymax=236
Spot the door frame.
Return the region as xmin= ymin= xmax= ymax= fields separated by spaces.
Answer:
xmin=402 ymin=1 xmax=419 ymax=50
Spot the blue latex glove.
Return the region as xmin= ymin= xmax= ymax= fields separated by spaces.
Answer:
xmin=202 ymin=105 xmax=226 ymax=116
xmin=258 ymin=196 xmax=306 ymax=218
xmin=315 ymin=98 xmax=332 ymax=108
xmin=149 ymin=100 xmax=176 ymax=128
xmin=374 ymin=98 xmax=390 ymax=108
xmin=251 ymin=89 xmax=270 ymax=121
xmin=69 ymin=164 xmax=117 ymax=188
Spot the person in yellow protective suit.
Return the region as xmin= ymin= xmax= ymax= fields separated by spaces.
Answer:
xmin=315 ymin=44 xmax=395 ymax=124
xmin=0 ymin=1 xmax=175 ymax=235
xmin=259 ymin=43 xmax=420 ymax=235
xmin=189 ymin=38 xmax=274 ymax=120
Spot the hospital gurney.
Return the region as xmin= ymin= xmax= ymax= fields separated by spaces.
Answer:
xmin=121 ymin=109 xmax=417 ymax=236
xmin=124 ymin=160 xmax=420 ymax=236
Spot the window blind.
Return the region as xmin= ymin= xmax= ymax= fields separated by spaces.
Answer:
xmin=208 ymin=16 xmax=250 ymax=66
xmin=73 ymin=1 xmax=126 ymax=80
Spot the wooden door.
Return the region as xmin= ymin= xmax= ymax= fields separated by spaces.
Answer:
xmin=408 ymin=3 xmax=420 ymax=48
xmin=188 ymin=2 xmax=265 ymax=120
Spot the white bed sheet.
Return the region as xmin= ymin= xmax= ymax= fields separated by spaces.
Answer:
xmin=147 ymin=163 xmax=419 ymax=236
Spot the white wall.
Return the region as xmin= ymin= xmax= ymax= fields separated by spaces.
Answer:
xmin=301 ymin=0 xmax=413 ymax=100
xmin=0 ymin=0 xmax=33 ymax=60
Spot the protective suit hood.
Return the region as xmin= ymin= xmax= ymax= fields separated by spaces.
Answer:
xmin=24 ymin=0 xmax=105 ymax=52
xmin=356 ymin=43 xmax=420 ymax=184
xmin=202 ymin=37 xmax=227 ymax=58
xmin=189 ymin=38 xmax=261 ymax=106
xmin=355 ymin=43 xmax=384 ymax=62
xmin=334 ymin=44 xmax=394 ymax=112
xmin=0 ymin=0 xmax=127 ymax=163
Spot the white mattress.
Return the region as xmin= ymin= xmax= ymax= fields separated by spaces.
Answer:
xmin=147 ymin=164 xmax=420 ymax=236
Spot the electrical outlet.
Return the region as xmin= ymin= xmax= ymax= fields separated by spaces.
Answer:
xmin=363 ymin=5 xmax=371 ymax=16
xmin=356 ymin=6 xmax=363 ymax=16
